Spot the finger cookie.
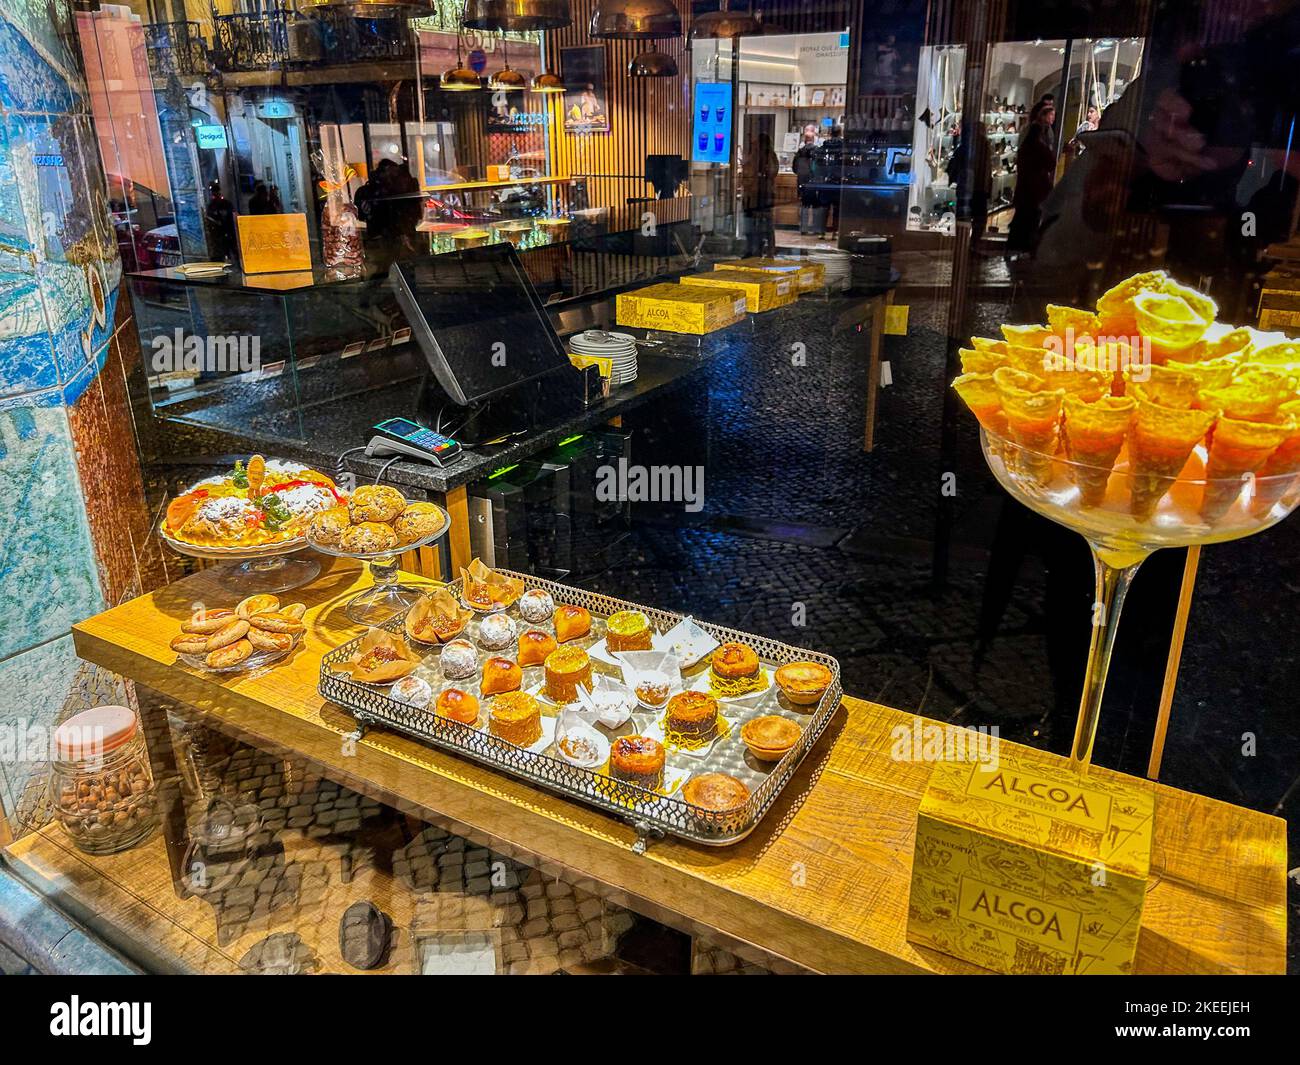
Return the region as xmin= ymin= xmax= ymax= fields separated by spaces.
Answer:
xmin=182 ymin=608 xmax=236 ymax=634
xmin=205 ymin=618 xmax=251 ymax=650
xmin=236 ymin=594 xmax=280 ymax=619
xmin=282 ymin=603 xmax=307 ymax=621
xmin=248 ymin=628 xmax=294 ymax=653
xmin=170 ymin=633 xmax=211 ymax=654
xmin=206 ymin=639 xmax=253 ymax=669
xmin=248 ymin=610 xmax=304 ymax=634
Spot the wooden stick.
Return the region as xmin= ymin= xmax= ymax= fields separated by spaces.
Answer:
xmin=1148 ymin=545 xmax=1201 ymax=780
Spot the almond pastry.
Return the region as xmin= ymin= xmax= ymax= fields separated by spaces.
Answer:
xmin=205 ymin=618 xmax=251 ymax=650
xmin=181 ymin=608 xmax=236 ymax=634
xmin=170 ymin=633 xmax=211 ymax=654
xmin=248 ymin=611 xmax=305 ymax=634
xmin=236 ymin=594 xmax=280 ymax=619
xmin=206 ymin=638 xmax=253 ymax=668
xmin=247 ymin=628 xmax=294 ymax=652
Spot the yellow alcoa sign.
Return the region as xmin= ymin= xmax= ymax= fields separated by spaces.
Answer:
xmin=907 ymin=745 xmax=1154 ymax=975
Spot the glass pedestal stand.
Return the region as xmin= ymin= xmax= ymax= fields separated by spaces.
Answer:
xmin=160 ymin=531 xmax=322 ymax=594
xmin=980 ymin=428 xmax=1300 ymax=773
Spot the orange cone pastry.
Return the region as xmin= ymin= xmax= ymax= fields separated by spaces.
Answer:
xmin=952 ymin=372 xmax=1008 ymax=438
xmin=959 ymin=347 xmax=1006 ymax=374
xmin=1128 ymin=394 xmax=1216 ymax=520
xmin=1062 ymin=395 xmax=1135 ymax=507
xmin=993 ymin=367 xmax=1065 ymax=484
xmin=1200 ymin=414 xmax=1294 ymax=522
xmin=1097 ymin=270 xmax=1168 ymax=336
xmin=1251 ymin=400 xmax=1300 ymax=516
xmin=1198 ymin=368 xmax=1294 ymax=422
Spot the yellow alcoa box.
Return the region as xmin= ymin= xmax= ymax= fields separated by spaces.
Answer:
xmin=680 ymin=269 xmax=797 ymax=313
xmin=907 ymin=746 xmax=1154 ymax=975
xmin=721 ymin=257 xmax=826 ymax=292
xmin=616 ymin=282 xmax=748 ymax=335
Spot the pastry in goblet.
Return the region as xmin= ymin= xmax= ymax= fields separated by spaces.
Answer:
xmin=393 ymin=501 xmax=445 ymax=545
xmin=349 ymin=484 xmax=406 ymax=524
xmin=308 ymin=506 xmax=351 ymax=547
xmin=339 ymin=521 xmax=398 ymax=553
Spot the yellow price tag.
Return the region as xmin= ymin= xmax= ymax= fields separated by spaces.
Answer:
xmin=884 ymin=304 xmax=910 ymax=335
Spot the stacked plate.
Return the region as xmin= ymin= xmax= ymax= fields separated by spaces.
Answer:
xmin=569 ymin=330 xmax=638 ymax=387
xmin=807 ymin=248 xmax=852 ymax=291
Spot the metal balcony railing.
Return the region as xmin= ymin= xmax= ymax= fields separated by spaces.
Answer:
xmin=144 ymin=21 xmax=211 ymax=78
xmin=310 ymin=8 xmax=415 ymax=64
xmin=211 ymin=9 xmax=291 ymax=72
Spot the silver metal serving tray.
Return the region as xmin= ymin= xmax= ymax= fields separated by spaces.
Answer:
xmin=318 ymin=571 xmax=841 ymax=848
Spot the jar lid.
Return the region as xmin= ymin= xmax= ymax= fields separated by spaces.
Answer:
xmin=53 ymin=705 xmax=138 ymax=761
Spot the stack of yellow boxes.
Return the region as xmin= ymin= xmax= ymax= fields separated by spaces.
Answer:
xmin=907 ymin=745 xmax=1154 ymax=975
xmin=718 ymin=257 xmax=826 ymax=293
xmin=680 ymin=268 xmax=797 ymax=313
xmin=615 ymin=282 xmax=748 ymax=335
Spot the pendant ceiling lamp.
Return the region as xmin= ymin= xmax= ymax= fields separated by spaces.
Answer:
xmin=688 ymin=1 xmax=760 ymax=39
xmin=488 ymin=40 xmax=527 ymax=91
xmin=629 ymin=50 xmax=678 ymax=77
xmin=590 ymin=0 xmax=682 ymax=39
xmin=461 ymin=0 xmax=572 ymax=31
xmin=530 ymin=70 xmax=566 ymax=93
xmin=441 ymin=35 xmax=481 ymax=91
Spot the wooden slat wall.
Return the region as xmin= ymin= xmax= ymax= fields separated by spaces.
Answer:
xmin=545 ymin=0 xmax=690 ymax=207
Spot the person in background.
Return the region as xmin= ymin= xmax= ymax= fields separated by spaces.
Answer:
xmin=248 ymin=181 xmax=272 ymax=215
xmin=813 ymin=124 xmax=845 ymax=239
xmin=1077 ymin=103 xmax=1101 ymax=134
xmin=204 ymin=180 xmax=235 ymax=261
xmin=1006 ymin=100 xmax=1057 ymax=255
xmin=947 ymin=121 xmax=992 ymax=241
xmin=793 ymin=125 xmax=820 ymax=235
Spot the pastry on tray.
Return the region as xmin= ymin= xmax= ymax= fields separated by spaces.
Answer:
xmin=665 ymin=690 xmax=720 ymax=742
xmin=171 ymin=596 xmax=302 ymax=671
xmin=682 ymin=772 xmax=750 ymax=813
xmin=439 ymin=639 xmax=478 ymax=680
xmin=709 ymin=642 xmax=764 ymax=697
xmin=477 ymin=613 xmax=517 ymax=651
xmin=740 ymin=715 xmax=801 ymax=761
xmin=206 ymin=639 xmax=253 ymax=669
xmin=348 ymin=484 xmax=406 ymax=524
xmin=180 ymin=607 xmax=236 ymax=635
xmin=247 ymin=628 xmax=294 ymax=653
xmin=517 ymin=629 xmax=558 ymax=667
xmin=543 ymin=646 xmax=592 ymax=704
xmin=488 ymin=692 xmax=543 ymax=747
xmin=609 ymin=736 xmax=666 ymax=791
xmin=605 ymin=610 xmax=652 ymax=652
xmin=773 ymin=661 xmax=833 ymax=706
xmin=391 ymin=675 xmax=433 ymax=709
xmin=437 ymin=687 xmax=480 ymax=725
xmin=553 ymin=604 xmax=592 ymax=643
xmin=518 ymin=588 xmax=555 ymax=625
xmin=163 ymin=455 xmax=342 ymax=549
xmin=460 ymin=558 xmax=525 ymax=612
xmin=236 ymin=593 xmax=280 ymax=619
xmin=405 ymin=589 xmax=472 ymax=645
xmin=330 ymin=629 xmax=419 ymax=684
xmin=480 ymin=656 xmax=523 ymax=696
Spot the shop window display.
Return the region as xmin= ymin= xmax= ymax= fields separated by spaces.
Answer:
xmin=0 ymin=0 xmax=1297 ymax=1006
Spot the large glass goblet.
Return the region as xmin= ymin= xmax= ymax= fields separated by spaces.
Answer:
xmin=979 ymin=428 xmax=1300 ymax=771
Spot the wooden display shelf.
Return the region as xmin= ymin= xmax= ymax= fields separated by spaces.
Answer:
xmin=57 ymin=559 xmax=1287 ymax=975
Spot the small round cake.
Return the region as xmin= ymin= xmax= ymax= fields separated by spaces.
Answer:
xmin=665 ymin=690 xmax=720 ymax=741
xmin=740 ymin=715 xmax=801 ymax=761
xmin=517 ymin=629 xmax=558 ymax=667
xmin=518 ymin=589 xmax=555 ymax=625
xmin=606 ymin=610 xmax=652 ymax=652
xmin=308 ymin=506 xmax=351 ymax=547
xmin=609 ymin=736 xmax=666 ymax=791
xmin=682 ymin=772 xmax=750 ymax=813
xmin=544 ymin=646 xmax=592 ymax=704
xmin=349 ymin=484 xmax=405 ymax=524
xmin=488 ymin=692 xmax=542 ymax=748
xmin=339 ymin=521 xmax=398 ymax=554
xmin=710 ymin=641 xmax=762 ymax=696
xmin=439 ymin=639 xmax=478 ymax=680
xmin=480 ymin=656 xmax=522 ymax=696
xmin=477 ymin=612 xmax=516 ymax=651
xmin=393 ymin=501 xmax=445 ymax=545
xmin=390 ymin=675 xmax=432 ymax=709
xmin=553 ymin=604 xmax=592 ymax=643
xmin=436 ymin=687 xmax=480 ymax=724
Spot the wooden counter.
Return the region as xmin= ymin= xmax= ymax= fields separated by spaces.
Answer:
xmin=60 ymin=559 xmax=1286 ymax=974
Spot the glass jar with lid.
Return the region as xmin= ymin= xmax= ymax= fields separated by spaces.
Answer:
xmin=48 ymin=705 xmax=158 ymax=855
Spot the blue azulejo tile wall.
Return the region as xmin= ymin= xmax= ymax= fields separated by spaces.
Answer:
xmin=0 ymin=2 xmax=121 ymax=823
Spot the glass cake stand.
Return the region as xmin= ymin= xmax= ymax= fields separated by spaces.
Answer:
xmin=980 ymin=427 xmax=1300 ymax=770
xmin=160 ymin=528 xmax=321 ymax=594
xmin=306 ymin=504 xmax=452 ymax=626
